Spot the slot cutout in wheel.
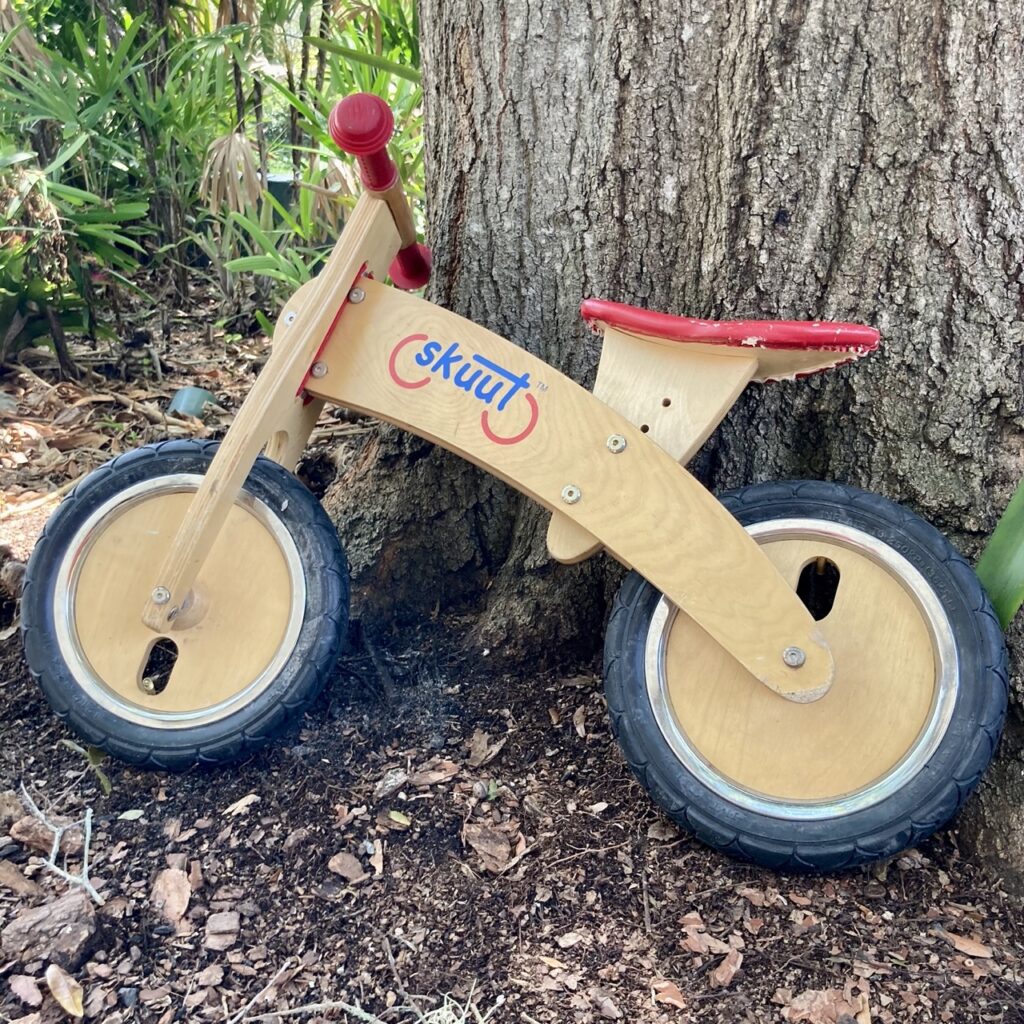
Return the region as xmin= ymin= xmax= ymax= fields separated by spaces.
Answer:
xmin=140 ymin=638 xmax=178 ymax=696
xmin=796 ymin=556 xmax=840 ymax=620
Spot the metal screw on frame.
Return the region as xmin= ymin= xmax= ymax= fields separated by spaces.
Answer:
xmin=151 ymin=587 xmax=170 ymax=605
xmin=782 ymin=646 xmax=806 ymax=668
xmin=606 ymin=434 xmax=627 ymax=454
xmin=348 ymin=287 xmax=366 ymax=304
xmin=561 ymin=484 xmax=582 ymax=505
xmin=310 ymin=362 xmax=328 ymax=379
xmin=284 ymin=311 xmax=297 ymax=326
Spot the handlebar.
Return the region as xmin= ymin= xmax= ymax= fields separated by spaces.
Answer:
xmin=328 ymin=93 xmax=432 ymax=291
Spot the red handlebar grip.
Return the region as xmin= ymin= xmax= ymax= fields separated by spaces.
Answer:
xmin=389 ymin=243 xmax=433 ymax=291
xmin=328 ymin=93 xmax=398 ymax=191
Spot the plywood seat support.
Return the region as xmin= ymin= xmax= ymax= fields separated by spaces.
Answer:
xmin=546 ymin=304 xmax=880 ymax=565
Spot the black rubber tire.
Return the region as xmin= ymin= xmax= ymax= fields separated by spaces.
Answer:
xmin=21 ymin=439 xmax=349 ymax=770
xmin=604 ymin=480 xmax=1008 ymax=871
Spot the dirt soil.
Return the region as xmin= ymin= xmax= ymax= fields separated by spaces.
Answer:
xmin=2 ymin=301 xmax=1024 ymax=1024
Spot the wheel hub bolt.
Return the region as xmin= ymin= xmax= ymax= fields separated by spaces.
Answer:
xmin=783 ymin=646 xmax=806 ymax=668
xmin=151 ymin=586 xmax=170 ymax=605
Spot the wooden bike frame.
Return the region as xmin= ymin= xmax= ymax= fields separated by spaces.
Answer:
xmin=140 ymin=96 xmax=834 ymax=704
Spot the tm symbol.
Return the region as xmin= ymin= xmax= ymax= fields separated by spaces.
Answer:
xmin=536 ymin=381 xmax=549 ymax=392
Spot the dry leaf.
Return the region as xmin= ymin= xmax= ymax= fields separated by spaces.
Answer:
xmin=651 ymin=978 xmax=686 ymax=1009
xmin=327 ymin=852 xmax=367 ymax=883
xmin=589 ymin=988 xmax=622 ymax=1019
xmin=711 ymin=949 xmax=743 ymax=988
xmin=369 ymin=840 xmax=384 ymax=876
xmin=538 ymin=955 xmax=570 ymax=970
xmin=737 ymin=886 xmax=766 ymax=907
xmin=556 ymin=931 xmax=585 ymax=949
xmin=10 ymin=975 xmax=43 ymax=1007
xmin=647 ymin=820 xmax=678 ymax=841
xmin=681 ymin=921 xmax=730 ymax=955
xmin=150 ymin=868 xmax=191 ymax=926
xmin=373 ymin=768 xmax=408 ymax=800
xmin=45 ymin=963 xmax=84 ymax=1018
xmin=466 ymin=729 xmax=507 ymax=768
xmin=941 ymin=929 xmax=993 ymax=959
xmin=408 ymin=759 xmax=459 ymax=786
xmin=223 ymin=793 xmax=260 ymax=816
xmin=572 ymin=706 xmax=586 ymax=738
xmin=781 ymin=986 xmax=868 ymax=1023
xmin=463 ymin=822 xmax=510 ymax=873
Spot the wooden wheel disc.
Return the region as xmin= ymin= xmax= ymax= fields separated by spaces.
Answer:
xmin=54 ymin=474 xmax=304 ymax=727
xmin=647 ymin=519 xmax=957 ymax=814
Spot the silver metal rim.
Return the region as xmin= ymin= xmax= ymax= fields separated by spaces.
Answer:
xmin=644 ymin=518 xmax=959 ymax=820
xmin=53 ymin=473 xmax=306 ymax=729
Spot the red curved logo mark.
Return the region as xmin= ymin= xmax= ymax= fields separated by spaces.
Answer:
xmin=481 ymin=394 xmax=539 ymax=445
xmin=388 ymin=333 xmax=431 ymax=389
xmin=388 ymin=334 xmax=540 ymax=445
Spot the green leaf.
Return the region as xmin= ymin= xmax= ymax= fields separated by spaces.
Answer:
xmin=977 ymin=479 xmax=1024 ymax=629
xmin=42 ymin=133 xmax=90 ymax=175
xmin=0 ymin=150 xmax=36 ymax=170
xmin=305 ymin=36 xmax=422 ymax=83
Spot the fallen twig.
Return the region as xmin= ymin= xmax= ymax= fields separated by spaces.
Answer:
xmin=18 ymin=783 xmax=105 ymax=905
xmin=227 ymin=957 xmax=297 ymax=1024
xmin=3 ymin=472 xmax=88 ymax=515
xmin=497 ymin=842 xmax=540 ymax=878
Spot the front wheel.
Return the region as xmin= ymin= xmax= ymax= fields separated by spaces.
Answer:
xmin=604 ymin=480 xmax=1008 ymax=871
xmin=22 ymin=439 xmax=348 ymax=770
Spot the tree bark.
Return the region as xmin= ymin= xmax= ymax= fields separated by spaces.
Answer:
xmin=322 ymin=1 xmax=1024 ymax=879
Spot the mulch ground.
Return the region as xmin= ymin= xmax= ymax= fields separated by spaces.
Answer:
xmin=1 ymin=291 xmax=1024 ymax=1023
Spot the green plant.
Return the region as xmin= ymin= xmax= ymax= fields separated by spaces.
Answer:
xmin=58 ymin=739 xmax=113 ymax=795
xmin=977 ymin=480 xmax=1024 ymax=629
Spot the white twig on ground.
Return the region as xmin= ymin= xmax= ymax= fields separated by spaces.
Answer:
xmin=18 ymin=783 xmax=105 ymax=905
xmin=236 ymin=985 xmax=501 ymax=1023
xmin=227 ymin=957 xmax=297 ymax=1024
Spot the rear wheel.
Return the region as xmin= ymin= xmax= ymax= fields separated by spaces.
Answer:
xmin=22 ymin=440 xmax=348 ymax=769
xmin=604 ymin=480 xmax=1008 ymax=870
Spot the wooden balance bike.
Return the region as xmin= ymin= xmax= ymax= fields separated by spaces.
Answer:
xmin=22 ymin=94 xmax=1008 ymax=871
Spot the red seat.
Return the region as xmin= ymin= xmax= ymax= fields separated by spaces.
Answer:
xmin=581 ymin=298 xmax=880 ymax=354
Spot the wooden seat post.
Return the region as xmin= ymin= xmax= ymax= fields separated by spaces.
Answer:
xmin=547 ymin=327 xmax=758 ymax=564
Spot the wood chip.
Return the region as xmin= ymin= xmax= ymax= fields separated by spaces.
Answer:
xmin=940 ymin=929 xmax=993 ymax=959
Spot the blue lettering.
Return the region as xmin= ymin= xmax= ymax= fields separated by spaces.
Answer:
xmin=474 ymin=374 xmax=502 ymax=404
xmin=473 ymin=354 xmax=531 ymax=411
xmin=432 ymin=343 xmax=464 ymax=379
xmin=415 ymin=339 xmax=442 ymax=367
xmin=454 ymin=363 xmax=483 ymax=392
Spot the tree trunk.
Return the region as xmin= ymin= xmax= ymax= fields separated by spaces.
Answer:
xmin=322 ymin=1 xmax=1024 ymax=879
